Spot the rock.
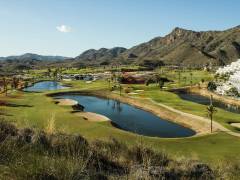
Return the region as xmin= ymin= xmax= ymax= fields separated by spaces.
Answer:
xmin=72 ymin=103 xmax=85 ymax=111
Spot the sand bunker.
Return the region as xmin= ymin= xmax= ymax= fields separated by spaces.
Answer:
xmin=230 ymin=123 xmax=240 ymax=128
xmin=135 ymin=90 xmax=144 ymax=92
xmin=75 ymin=112 xmax=110 ymax=122
xmin=56 ymin=99 xmax=78 ymax=106
xmin=128 ymin=92 xmax=138 ymax=95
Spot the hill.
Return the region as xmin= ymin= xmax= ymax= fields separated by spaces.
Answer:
xmin=0 ymin=53 xmax=70 ymax=72
xmin=0 ymin=53 xmax=69 ymax=61
xmin=1 ymin=25 xmax=240 ymax=69
xmin=115 ymin=25 xmax=240 ymax=66
xmin=71 ymin=47 xmax=127 ymax=66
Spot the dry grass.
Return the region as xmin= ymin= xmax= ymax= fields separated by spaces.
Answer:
xmin=45 ymin=112 xmax=56 ymax=134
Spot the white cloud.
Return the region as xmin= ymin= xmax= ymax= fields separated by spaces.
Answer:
xmin=56 ymin=25 xmax=72 ymax=33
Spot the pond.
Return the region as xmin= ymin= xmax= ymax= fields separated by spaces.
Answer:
xmin=24 ymin=81 xmax=67 ymax=92
xmin=176 ymin=92 xmax=240 ymax=114
xmin=55 ymin=94 xmax=196 ymax=138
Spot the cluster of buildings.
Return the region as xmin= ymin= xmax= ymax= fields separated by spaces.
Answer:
xmin=61 ymin=72 xmax=112 ymax=82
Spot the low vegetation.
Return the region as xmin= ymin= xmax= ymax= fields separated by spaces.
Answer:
xmin=0 ymin=120 xmax=239 ymax=179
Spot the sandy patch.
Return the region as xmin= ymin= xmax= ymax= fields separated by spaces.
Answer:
xmin=56 ymin=99 xmax=78 ymax=106
xmin=128 ymin=92 xmax=138 ymax=95
xmin=75 ymin=112 xmax=110 ymax=122
xmin=230 ymin=123 xmax=240 ymax=128
xmin=135 ymin=90 xmax=144 ymax=92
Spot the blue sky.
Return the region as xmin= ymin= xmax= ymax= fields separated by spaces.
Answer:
xmin=0 ymin=0 xmax=239 ymax=57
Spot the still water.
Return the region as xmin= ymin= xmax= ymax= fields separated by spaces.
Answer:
xmin=56 ymin=94 xmax=196 ymax=138
xmin=24 ymin=81 xmax=67 ymax=92
xmin=176 ymin=92 xmax=240 ymax=114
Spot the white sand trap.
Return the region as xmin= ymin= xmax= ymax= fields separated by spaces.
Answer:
xmin=128 ymin=92 xmax=138 ymax=95
xmin=75 ymin=112 xmax=110 ymax=122
xmin=230 ymin=123 xmax=240 ymax=128
xmin=135 ymin=90 xmax=144 ymax=92
xmin=56 ymin=99 xmax=78 ymax=106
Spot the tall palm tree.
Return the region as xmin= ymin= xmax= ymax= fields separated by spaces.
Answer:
xmin=207 ymin=95 xmax=217 ymax=133
xmin=190 ymin=72 xmax=193 ymax=86
xmin=3 ymin=77 xmax=8 ymax=96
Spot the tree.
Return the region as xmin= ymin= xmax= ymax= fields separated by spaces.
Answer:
xmin=53 ymin=69 xmax=58 ymax=80
xmin=12 ymin=77 xmax=19 ymax=89
xmin=207 ymin=81 xmax=217 ymax=91
xmin=227 ymin=87 xmax=239 ymax=97
xmin=119 ymin=84 xmax=122 ymax=96
xmin=47 ymin=68 xmax=52 ymax=78
xmin=190 ymin=72 xmax=193 ymax=86
xmin=145 ymin=78 xmax=151 ymax=86
xmin=140 ymin=59 xmax=164 ymax=69
xmin=3 ymin=77 xmax=8 ymax=96
xmin=178 ymin=70 xmax=181 ymax=85
xmin=207 ymin=95 xmax=217 ymax=133
xmin=159 ymin=79 xmax=165 ymax=90
xmin=183 ymin=77 xmax=187 ymax=85
xmin=107 ymin=78 xmax=111 ymax=90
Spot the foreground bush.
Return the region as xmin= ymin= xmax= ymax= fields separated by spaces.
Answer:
xmin=0 ymin=121 xmax=238 ymax=179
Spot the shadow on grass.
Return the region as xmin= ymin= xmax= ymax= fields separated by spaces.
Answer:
xmin=0 ymin=103 xmax=33 ymax=108
xmin=0 ymin=112 xmax=13 ymax=116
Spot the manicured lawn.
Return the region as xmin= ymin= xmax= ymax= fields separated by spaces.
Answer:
xmin=155 ymin=68 xmax=214 ymax=88
xmin=1 ymin=80 xmax=240 ymax=166
xmin=126 ymin=84 xmax=240 ymax=132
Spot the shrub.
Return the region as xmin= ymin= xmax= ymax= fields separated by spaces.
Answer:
xmin=207 ymin=81 xmax=217 ymax=91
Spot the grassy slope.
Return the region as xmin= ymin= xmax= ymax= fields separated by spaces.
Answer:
xmin=1 ymin=80 xmax=240 ymax=165
xmin=156 ymin=69 xmax=214 ymax=88
xmin=128 ymin=85 xmax=240 ymax=132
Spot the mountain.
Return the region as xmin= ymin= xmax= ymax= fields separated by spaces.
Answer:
xmin=115 ymin=26 xmax=240 ymax=66
xmin=1 ymin=25 xmax=240 ymax=68
xmin=0 ymin=53 xmax=69 ymax=61
xmin=0 ymin=53 xmax=70 ymax=72
xmin=72 ymin=47 xmax=127 ymax=66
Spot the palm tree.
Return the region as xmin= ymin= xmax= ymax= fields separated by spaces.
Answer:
xmin=107 ymin=78 xmax=111 ymax=90
xmin=3 ymin=77 xmax=8 ymax=96
xmin=207 ymin=95 xmax=217 ymax=133
xmin=12 ymin=77 xmax=19 ymax=90
xmin=190 ymin=72 xmax=193 ymax=86
xmin=183 ymin=77 xmax=187 ymax=85
xmin=178 ymin=70 xmax=181 ymax=86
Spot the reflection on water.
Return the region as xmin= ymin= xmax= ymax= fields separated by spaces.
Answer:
xmin=176 ymin=92 xmax=240 ymax=114
xmin=24 ymin=81 xmax=67 ymax=92
xmin=56 ymin=94 xmax=195 ymax=138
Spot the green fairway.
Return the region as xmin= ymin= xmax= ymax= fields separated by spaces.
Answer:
xmin=126 ymin=84 xmax=240 ymax=132
xmin=1 ymin=79 xmax=240 ymax=166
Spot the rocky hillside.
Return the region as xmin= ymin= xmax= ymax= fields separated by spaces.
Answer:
xmin=1 ymin=25 xmax=240 ymax=68
xmin=72 ymin=47 xmax=127 ymax=66
xmin=115 ymin=25 xmax=240 ymax=66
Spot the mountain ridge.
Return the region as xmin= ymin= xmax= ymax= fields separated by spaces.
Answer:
xmin=0 ymin=53 xmax=70 ymax=61
xmin=112 ymin=25 xmax=240 ymax=66
xmin=1 ymin=25 xmax=240 ymax=68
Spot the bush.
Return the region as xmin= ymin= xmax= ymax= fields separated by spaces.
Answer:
xmin=0 ymin=121 xmax=237 ymax=179
xmin=207 ymin=81 xmax=217 ymax=91
xmin=227 ymin=87 xmax=239 ymax=97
